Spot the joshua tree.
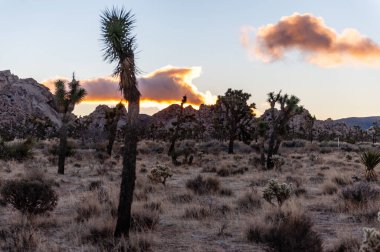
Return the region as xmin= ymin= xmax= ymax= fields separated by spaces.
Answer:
xmin=101 ymin=7 xmax=140 ymax=238
xmin=266 ymin=91 xmax=303 ymax=169
xmin=54 ymin=75 xmax=86 ymax=174
xmin=168 ymin=96 xmax=195 ymax=165
xmin=215 ymin=89 xmax=256 ymax=154
xmin=105 ymin=102 xmax=125 ymax=155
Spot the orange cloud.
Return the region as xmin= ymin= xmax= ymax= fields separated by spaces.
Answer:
xmin=241 ymin=13 xmax=380 ymax=67
xmin=42 ymin=66 xmax=216 ymax=108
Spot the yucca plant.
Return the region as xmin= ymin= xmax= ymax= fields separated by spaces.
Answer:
xmin=360 ymin=151 xmax=380 ymax=181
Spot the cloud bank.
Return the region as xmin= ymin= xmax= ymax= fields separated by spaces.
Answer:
xmin=43 ymin=66 xmax=216 ymax=108
xmin=241 ymin=13 xmax=380 ymax=67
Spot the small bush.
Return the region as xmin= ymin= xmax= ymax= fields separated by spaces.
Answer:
xmin=360 ymin=212 xmax=380 ymax=251
xmin=48 ymin=140 xmax=76 ymax=157
xmin=341 ymin=182 xmax=380 ymax=207
xmin=147 ymin=165 xmax=172 ymax=185
xmin=219 ymin=187 xmax=234 ymax=196
xmin=237 ymin=192 xmax=262 ymax=212
xmin=326 ymin=236 xmax=360 ymax=252
xmin=75 ymin=200 xmax=101 ymax=223
xmin=263 ymin=179 xmax=292 ymax=206
xmin=246 ymin=207 xmax=322 ymax=252
xmin=0 ymin=138 xmax=33 ymax=161
xmin=322 ymin=182 xmax=338 ymax=195
xmin=169 ymin=193 xmax=193 ymax=204
xmin=1 ymin=179 xmax=57 ymax=215
xmin=131 ymin=208 xmax=159 ymax=232
xmin=186 ymin=175 xmax=220 ymax=195
xmin=183 ymin=206 xmax=211 ymax=220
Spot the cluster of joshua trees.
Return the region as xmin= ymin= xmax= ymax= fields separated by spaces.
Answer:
xmin=51 ymin=6 xmax=305 ymax=241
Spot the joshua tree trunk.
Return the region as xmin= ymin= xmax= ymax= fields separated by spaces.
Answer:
xmin=168 ymin=98 xmax=185 ymax=165
xmin=107 ymin=121 xmax=118 ymax=156
xmin=259 ymin=139 xmax=266 ymax=167
xmin=266 ymin=129 xmax=277 ymax=169
xmin=228 ymin=121 xmax=236 ymax=154
xmin=114 ymin=99 xmax=139 ymax=238
xmin=58 ymin=115 xmax=68 ymax=174
xmin=228 ymin=136 xmax=234 ymax=154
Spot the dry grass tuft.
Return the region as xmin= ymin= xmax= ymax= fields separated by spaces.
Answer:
xmin=186 ymin=175 xmax=220 ymax=195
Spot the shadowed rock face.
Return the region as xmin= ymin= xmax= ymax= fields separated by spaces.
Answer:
xmin=0 ymin=70 xmax=60 ymax=139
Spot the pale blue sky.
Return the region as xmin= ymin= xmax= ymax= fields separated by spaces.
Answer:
xmin=1 ymin=0 xmax=379 ymax=119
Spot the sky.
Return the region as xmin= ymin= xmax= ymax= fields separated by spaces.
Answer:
xmin=1 ymin=0 xmax=380 ymax=119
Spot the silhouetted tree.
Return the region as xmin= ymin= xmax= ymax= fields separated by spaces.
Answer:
xmin=105 ymin=102 xmax=125 ymax=155
xmin=54 ymin=75 xmax=86 ymax=174
xmin=168 ymin=96 xmax=195 ymax=165
xmin=101 ymin=7 xmax=140 ymax=238
xmin=266 ymin=91 xmax=303 ymax=169
xmin=215 ymin=89 xmax=256 ymax=154
xmin=305 ymin=114 xmax=316 ymax=143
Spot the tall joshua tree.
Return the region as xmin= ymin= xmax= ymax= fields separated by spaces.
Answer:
xmin=105 ymin=102 xmax=125 ymax=155
xmin=54 ymin=74 xmax=87 ymax=174
xmin=266 ymin=91 xmax=303 ymax=169
xmin=101 ymin=7 xmax=140 ymax=238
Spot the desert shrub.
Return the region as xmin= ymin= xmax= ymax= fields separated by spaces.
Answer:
xmin=75 ymin=199 xmax=101 ymax=223
xmin=320 ymin=147 xmax=333 ymax=154
xmin=143 ymin=201 xmax=162 ymax=213
xmin=138 ymin=140 xmax=164 ymax=154
xmin=1 ymin=179 xmax=57 ymax=216
xmin=48 ymin=139 xmax=76 ymax=157
xmin=360 ymin=151 xmax=380 ymax=181
xmin=89 ymin=180 xmax=103 ymax=191
xmin=246 ymin=207 xmax=322 ymax=252
xmin=197 ymin=140 xmax=226 ymax=155
xmin=0 ymin=138 xmax=33 ymax=161
xmin=183 ymin=206 xmax=211 ymax=220
xmin=217 ymin=166 xmax=248 ymax=177
xmin=271 ymin=155 xmax=285 ymax=171
xmin=131 ymin=208 xmax=159 ymax=232
xmin=147 ymin=165 xmax=172 ymax=185
xmin=341 ymin=182 xmax=380 ymax=207
xmin=263 ymin=179 xmax=293 ymax=206
xmin=360 ymin=212 xmax=380 ymax=251
xmin=282 ymin=140 xmax=306 ymax=148
xmin=0 ymin=226 xmax=40 ymax=251
xmin=286 ymin=176 xmax=306 ymax=196
xmin=322 ymin=182 xmax=338 ymax=195
xmin=169 ymin=193 xmax=193 ymax=204
xmin=331 ymin=172 xmax=352 ymax=186
xmin=219 ymin=187 xmax=234 ymax=196
xmin=237 ymin=191 xmax=262 ymax=212
xmin=186 ymin=175 xmax=220 ymax=195
xmin=326 ymin=236 xmax=360 ymax=252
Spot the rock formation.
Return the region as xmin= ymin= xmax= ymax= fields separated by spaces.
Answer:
xmin=0 ymin=70 xmax=60 ymax=139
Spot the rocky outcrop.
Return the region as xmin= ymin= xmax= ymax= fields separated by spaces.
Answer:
xmin=0 ymin=70 xmax=60 ymax=139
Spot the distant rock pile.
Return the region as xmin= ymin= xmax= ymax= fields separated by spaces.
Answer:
xmin=0 ymin=70 xmax=370 ymax=143
xmin=0 ymin=70 xmax=60 ymax=139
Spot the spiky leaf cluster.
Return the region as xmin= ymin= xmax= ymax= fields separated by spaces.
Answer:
xmin=100 ymin=7 xmax=140 ymax=101
xmin=360 ymin=151 xmax=380 ymax=181
xmin=54 ymin=74 xmax=87 ymax=114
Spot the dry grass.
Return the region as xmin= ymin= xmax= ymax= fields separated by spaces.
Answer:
xmin=0 ymin=139 xmax=379 ymax=251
